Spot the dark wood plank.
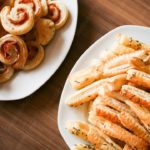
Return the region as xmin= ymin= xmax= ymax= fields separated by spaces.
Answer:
xmin=0 ymin=0 xmax=150 ymax=149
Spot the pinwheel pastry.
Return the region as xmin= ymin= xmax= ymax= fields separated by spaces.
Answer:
xmin=39 ymin=0 xmax=48 ymax=16
xmin=47 ymin=0 xmax=69 ymax=29
xmin=14 ymin=0 xmax=42 ymax=19
xmin=35 ymin=18 xmax=55 ymax=46
xmin=0 ymin=62 xmax=14 ymax=83
xmin=23 ymin=41 xmax=44 ymax=70
xmin=0 ymin=34 xmax=28 ymax=69
xmin=0 ymin=4 xmax=34 ymax=35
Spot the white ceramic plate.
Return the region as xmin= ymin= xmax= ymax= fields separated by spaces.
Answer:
xmin=58 ymin=25 xmax=150 ymax=148
xmin=0 ymin=0 xmax=78 ymax=101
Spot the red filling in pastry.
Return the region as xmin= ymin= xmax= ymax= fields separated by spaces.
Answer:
xmin=48 ymin=4 xmax=61 ymax=22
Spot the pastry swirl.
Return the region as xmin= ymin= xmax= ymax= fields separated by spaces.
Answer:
xmin=47 ymin=1 xmax=69 ymax=29
xmin=39 ymin=0 xmax=48 ymax=16
xmin=0 ymin=4 xmax=34 ymax=35
xmin=0 ymin=62 xmax=14 ymax=83
xmin=24 ymin=41 xmax=44 ymax=70
xmin=14 ymin=0 xmax=42 ymax=19
xmin=0 ymin=34 xmax=28 ymax=69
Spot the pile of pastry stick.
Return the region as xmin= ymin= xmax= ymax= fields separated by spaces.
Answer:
xmin=65 ymin=34 xmax=150 ymax=150
xmin=0 ymin=0 xmax=68 ymax=83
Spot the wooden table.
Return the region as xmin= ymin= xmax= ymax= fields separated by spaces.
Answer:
xmin=0 ymin=0 xmax=150 ymax=149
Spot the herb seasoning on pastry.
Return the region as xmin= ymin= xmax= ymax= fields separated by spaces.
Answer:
xmin=14 ymin=0 xmax=42 ymax=19
xmin=47 ymin=0 xmax=69 ymax=29
xmin=0 ymin=34 xmax=28 ymax=69
xmin=0 ymin=4 xmax=34 ymax=35
xmin=35 ymin=18 xmax=55 ymax=46
xmin=0 ymin=62 xmax=14 ymax=83
xmin=24 ymin=42 xmax=44 ymax=70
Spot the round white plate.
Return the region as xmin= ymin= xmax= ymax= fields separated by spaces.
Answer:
xmin=58 ymin=25 xmax=150 ymax=149
xmin=0 ymin=0 xmax=78 ymax=101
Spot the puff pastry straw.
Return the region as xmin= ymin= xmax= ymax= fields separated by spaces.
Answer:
xmin=127 ymin=69 xmax=150 ymax=89
xmin=65 ymin=74 xmax=126 ymax=107
xmin=69 ymin=44 xmax=143 ymax=90
xmin=66 ymin=121 xmax=122 ymax=150
xmin=125 ymin=100 xmax=150 ymax=131
xmin=121 ymin=85 xmax=150 ymax=109
xmin=118 ymin=112 xmax=150 ymax=143
xmin=89 ymin=113 xmax=148 ymax=150
xmin=116 ymin=33 xmax=150 ymax=50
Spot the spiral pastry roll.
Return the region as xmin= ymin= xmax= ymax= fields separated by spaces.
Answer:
xmin=14 ymin=0 xmax=42 ymax=19
xmin=0 ymin=62 xmax=14 ymax=83
xmin=24 ymin=42 xmax=44 ymax=70
xmin=0 ymin=4 xmax=34 ymax=35
xmin=35 ymin=18 xmax=55 ymax=46
xmin=47 ymin=0 xmax=69 ymax=29
xmin=0 ymin=34 xmax=28 ymax=69
xmin=39 ymin=0 xmax=48 ymax=16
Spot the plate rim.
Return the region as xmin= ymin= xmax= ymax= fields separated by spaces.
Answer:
xmin=57 ymin=25 xmax=150 ymax=148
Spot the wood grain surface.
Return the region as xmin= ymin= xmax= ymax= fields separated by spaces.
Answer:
xmin=0 ymin=0 xmax=150 ymax=149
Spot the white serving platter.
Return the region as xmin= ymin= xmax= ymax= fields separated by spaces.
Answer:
xmin=58 ymin=25 xmax=150 ymax=149
xmin=0 ymin=0 xmax=78 ymax=100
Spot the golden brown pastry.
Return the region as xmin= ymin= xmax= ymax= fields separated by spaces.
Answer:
xmin=0 ymin=62 xmax=14 ymax=83
xmin=0 ymin=4 xmax=34 ymax=35
xmin=0 ymin=34 xmax=28 ymax=69
xmin=47 ymin=0 xmax=69 ymax=29
xmin=39 ymin=0 xmax=48 ymax=16
xmin=14 ymin=0 xmax=42 ymax=19
xmin=24 ymin=41 xmax=44 ymax=70
xmin=0 ymin=0 xmax=13 ymax=10
xmin=35 ymin=18 xmax=55 ymax=46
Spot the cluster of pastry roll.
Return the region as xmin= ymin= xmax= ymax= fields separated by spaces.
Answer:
xmin=0 ymin=0 xmax=69 ymax=83
xmin=65 ymin=34 xmax=150 ymax=150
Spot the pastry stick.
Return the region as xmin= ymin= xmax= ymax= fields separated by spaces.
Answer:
xmin=116 ymin=33 xmax=150 ymax=50
xmin=69 ymin=65 xmax=103 ymax=90
xmin=96 ymin=96 xmax=132 ymax=115
xmin=98 ymin=87 xmax=138 ymax=119
xmin=127 ymin=69 xmax=150 ymax=89
xmin=89 ymin=113 xmax=148 ymax=150
xmin=118 ymin=112 xmax=150 ymax=143
xmin=96 ymin=104 xmax=120 ymax=124
xmin=103 ymin=64 xmax=132 ymax=77
xmin=125 ymin=100 xmax=150 ymax=130
xmin=130 ymin=57 xmax=150 ymax=74
xmin=103 ymin=50 xmax=148 ymax=70
xmin=121 ymin=85 xmax=150 ymax=109
xmin=71 ymin=144 xmax=95 ymax=150
xmin=65 ymin=74 xmax=127 ymax=107
xmin=123 ymin=144 xmax=134 ymax=150
xmin=66 ymin=121 xmax=122 ymax=150
xmin=69 ymin=44 xmax=136 ymax=90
